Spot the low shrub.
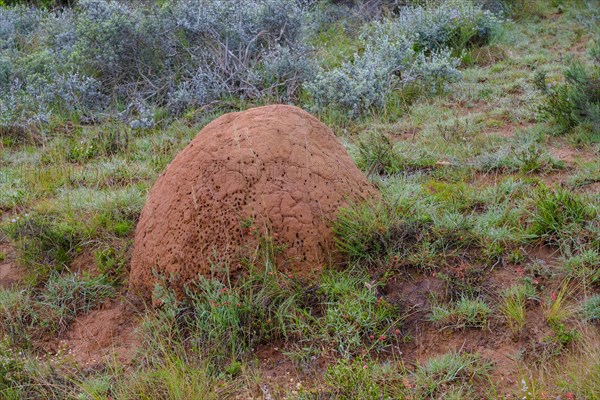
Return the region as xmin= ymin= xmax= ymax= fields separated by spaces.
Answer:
xmin=535 ymin=63 xmax=600 ymax=135
xmin=0 ymin=0 xmax=504 ymax=129
xmin=305 ymin=6 xmax=471 ymax=117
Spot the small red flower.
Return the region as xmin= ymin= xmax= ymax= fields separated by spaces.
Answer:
xmin=551 ymin=292 xmax=557 ymax=302
xmin=565 ymin=392 xmax=575 ymax=400
xmin=394 ymin=329 xmax=401 ymax=335
xmin=287 ymin=273 xmax=293 ymax=279
xmin=379 ymin=335 xmax=386 ymax=341
xmin=369 ymin=335 xmax=375 ymax=340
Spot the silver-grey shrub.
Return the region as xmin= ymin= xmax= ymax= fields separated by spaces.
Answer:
xmin=304 ymin=0 xmax=498 ymax=117
xmin=0 ymin=0 xmax=501 ymax=130
xmin=305 ymin=20 xmax=462 ymax=117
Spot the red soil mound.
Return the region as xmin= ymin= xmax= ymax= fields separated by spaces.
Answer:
xmin=129 ymin=105 xmax=377 ymax=298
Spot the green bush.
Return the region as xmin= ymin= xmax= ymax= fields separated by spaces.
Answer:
xmin=536 ymin=63 xmax=600 ymax=135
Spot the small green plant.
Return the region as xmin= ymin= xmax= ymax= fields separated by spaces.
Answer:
xmin=536 ymin=63 xmax=600 ymax=134
xmin=529 ymin=187 xmax=591 ymax=245
xmin=39 ymin=272 xmax=115 ymax=334
xmin=318 ymin=271 xmax=402 ymax=356
xmin=429 ymin=296 xmax=492 ymax=330
xmin=0 ymin=289 xmax=36 ymax=347
xmin=501 ymin=0 xmax=543 ymax=19
xmin=500 ymin=282 xmax=537 ymax=335
xmin=545 ymin=280 xmax=576 ymax=331
xmin=355 ymin=131 xmax=399 ymax=175
xmin=0 ymin=252 xmax=5 ymax=262
xmin=548 ymin=322 xmax=580 ymax=347
xmin=2 ymin=213 xmax=83 ymax=277
xmin=147 ymin=260 xmax=304 ymax=368
xmin=324 ymin=358 xmax=407 ymax=399
xmin=413 ymin=352 xmax=491 ymax=398
xmin=109 ymin=354 xmax=226 ymax=400
xmin=0 ymin=337 xmax=25 ymax=394
xmin=581 ymin=295 xmax=600 ymax=323
xmin=94 ymin=246 xmax=127 ymax=284
xmin=563 ymin=250 xmax=600 ymax=286
xmin=333 ymin=200 xmax=397 ymax=263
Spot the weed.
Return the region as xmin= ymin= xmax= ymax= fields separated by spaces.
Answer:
xmin=145 ymin=261 xmax=304 ymax=368
xmin=501 ymin=282 xmax=537 ymax=335
xmin=109 ymin=354 xmax=235 ymax=400
xmin=318 ymin=270 xmax=402 ymax=356
xmin=562 ymin=250 xmax=600 ymax=286
xmin=0 ymin=338 xmax=26 ymax=395
xmin=581 ymin=295 xmax=600 ymax=323
xmin=333 ymin=200 xmax=398 ymax=263
xmin=324 ymin=358 xmax=407 ymax=399
xmin=545 ymin=280 xmax=575 ymax=326
xmin=536 ymin=63 xmax=600 ymax=134
xmin=429 ymin=296 xmax=492 ymax=330
xmin=548 ymin=322 xmax=580 ymax=347
xmin=93 ymin=245 xmax=128 ymax=285
xmin=413 ymin=351 xmax=491 ymax=398
xmin=529 ymin=187 xmax=592 ymax=246
xmin=0 ymin=289 xmax=36 ymax=347
xmin=39 ymin=272 xmax=115 ymax=334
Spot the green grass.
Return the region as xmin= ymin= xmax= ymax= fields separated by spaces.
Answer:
xmin=413 ymin=352 xmax=492 ymax=399
xmin=429 ymin=296 xmax=493 ymax=330
xmin=322 ymin=358 xmax=407 ymax=399
xmin=500 ymin=281 xmax=538 ymax=335
xmin=529 ymin=187 xmax=595 ymax=247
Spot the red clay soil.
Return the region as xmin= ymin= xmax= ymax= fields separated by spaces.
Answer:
xmin=0 ymin=242 xmax=23 ymax=288
xmin=61 ymin=299 xmax=139 ymax=367
xmin=130 ymin=105 xmax=377 ymax=298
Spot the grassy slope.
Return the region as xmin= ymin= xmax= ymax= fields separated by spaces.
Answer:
xmin=0 ymin=1 xmax=599 ymax=399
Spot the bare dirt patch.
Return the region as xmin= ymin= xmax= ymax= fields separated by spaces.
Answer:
xmin=60 ymin=299 xmax=140 ymax=367
xmin=0 ymin=241 xmax=24 ymax=288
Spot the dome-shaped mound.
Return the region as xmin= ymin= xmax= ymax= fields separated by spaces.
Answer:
xmin=129 ymin=105 xmax=377 ymax=298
